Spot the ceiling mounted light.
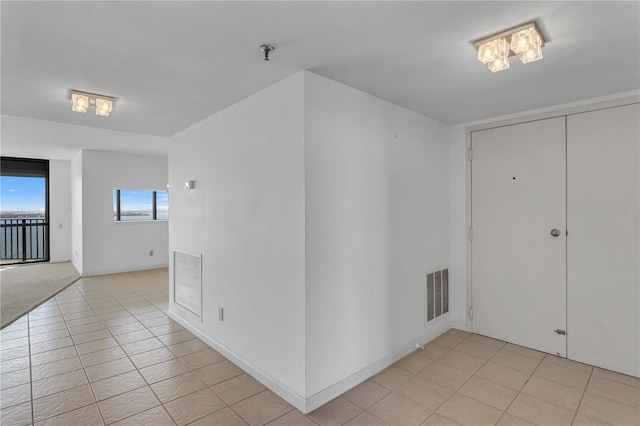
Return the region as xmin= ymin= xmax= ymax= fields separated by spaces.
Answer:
xmin=70 ymin=90 xmax=115 ymax=117
xmin=475 ymin=22 xmax=545 ymax=73
xmin=71 ymin=92 xmax=89 ymax=113
xmin=478 ymin=37 xmax=510 ymax=73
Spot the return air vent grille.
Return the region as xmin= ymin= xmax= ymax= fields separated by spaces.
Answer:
xmin=426 ymin=268 xmax=449 ymax=323
xmin=173 ymin=250 xmax=202 ymax=319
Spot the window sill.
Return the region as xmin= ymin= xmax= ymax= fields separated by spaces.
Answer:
xmin=112 ymin=220 xmax=169 ymax=224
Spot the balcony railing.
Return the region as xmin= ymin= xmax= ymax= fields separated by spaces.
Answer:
xmin=0 ymin=218 xmax=49 ymax=263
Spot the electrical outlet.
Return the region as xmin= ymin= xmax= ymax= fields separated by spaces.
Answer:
xmin=149 ymin=250 xmax=154 ymax=256
xmin=218 ymin=307 xmax=224 ymax=322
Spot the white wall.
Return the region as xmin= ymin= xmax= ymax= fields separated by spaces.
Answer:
xmin=168 ymin=71 xmax=453 ymax=411
xmin=304 ymin=73 xmax=451 ymax=398
xmin=168 ymin=73 xmax=306 ymax=397
xmin=49 ymin=160 xmax=71 ymax=262
xmin=1 ymin=114 xmax=169 ymax=275
xmin=81 ymin=150 xmax=169 ymax=276
xmin=71 ymin=152 xmax=83 ymax=274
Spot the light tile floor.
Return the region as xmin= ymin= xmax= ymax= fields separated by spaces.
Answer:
xmin=1 ymin=269 xmax=639 ymax=425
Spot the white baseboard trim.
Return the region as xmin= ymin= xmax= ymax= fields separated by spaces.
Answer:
xmin=167 ymin=310 xmax=308 ymax=412
xmin=82 ymin=263 xmax=169 ymax=277
xmin=304 ymin=320 xmax=454 ymax=412
xmin=452 ymin=320 xmax=470 ymax=332
xmin=169 ymin=310 xmax=455 ymax=413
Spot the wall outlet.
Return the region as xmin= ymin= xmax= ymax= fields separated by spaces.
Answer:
xmin=74 ymin=250 xmax=79 ymax=258
xmin=149 ymin=250 xmax=154 ymax=256
xmin=218 ymin=307 xmax=224 ymax=322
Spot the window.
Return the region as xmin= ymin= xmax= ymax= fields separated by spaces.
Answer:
xmin=113 ymin=189 xmax=169 ymax=221
xmin=1 ymin=157 xmax=50 ymax=263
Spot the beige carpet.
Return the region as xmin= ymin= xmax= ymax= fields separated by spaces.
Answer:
xmin=0 ymin=262 xmax=80 ymax=329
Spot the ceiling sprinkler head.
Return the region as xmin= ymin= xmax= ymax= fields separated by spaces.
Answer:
xmin=260 ymin=44 xmax=275 ymax=61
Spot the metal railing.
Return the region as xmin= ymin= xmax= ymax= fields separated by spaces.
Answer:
xmin=0 ymin=218 xmax=49 ymax=263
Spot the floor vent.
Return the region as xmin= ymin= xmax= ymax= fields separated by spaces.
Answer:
xmin=173 ymin=250 xmax=202 ymax=319
xmin=426 ymin=268 xmax=449 ymax=323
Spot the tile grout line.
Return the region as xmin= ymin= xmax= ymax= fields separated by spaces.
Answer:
xmin=570 ymin=365 xmax=594 ymax=425
xmin=12 ymin=274 xmax=637 ymax=426
xmin=420 ymin=333 xmax=479 ymax=421
xmin=28 ymin=312 xmax=35 ymax=426
xmin=494 ymin=352 xmax=551 ymax=425
xmin=91 ymin=278 xmax=166 ymax=426
xmin=90 ymin=274 xmax=227 ymax=426
xmin=72 ymin=283 xmax=110 ymax=426
xmin=572 ymin=374 xmax=640 ymax=410
xmin=368 ymin=332 xmax=455 ymax=421
xmin=372 ymin=331 xmax=477 ymax=425
xmin=43 ymin=287 xmax=99 ymax=423
xmin=429 ymin=334 xmax=504 ymax=423
xmin=442 ymin=333 xmax=508 ymax=424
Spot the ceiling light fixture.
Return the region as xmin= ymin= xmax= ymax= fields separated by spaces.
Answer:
xmin=70 ymin=89 xmax=115 ymax=116
xmin=475 ymin=22 xmax=545 ymax=73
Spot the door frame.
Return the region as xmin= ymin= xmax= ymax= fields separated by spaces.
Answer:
xmin=464 ymin=94 xmax=640 ymax=332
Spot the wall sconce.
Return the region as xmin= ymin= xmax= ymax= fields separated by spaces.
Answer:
xmin=475 ymin=22 xmax=545 ymax=73
xmin=71 ymin=89 xmax=115 ymax=116
xmin=185 ymin=180 xmax=195 ymax=190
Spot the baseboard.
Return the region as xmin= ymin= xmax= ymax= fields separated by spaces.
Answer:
xmin=169 ymin=309 xmax=454 ymax=414
xmin=452 ymin=319 xmax=470 ymax=332
xmin=303 ymin=320 xmax=454 ymax=413
xmin=167 ymin=310 xmax=308 ymax=412
xmin=82 ymin=263 xmax=169 ymax=277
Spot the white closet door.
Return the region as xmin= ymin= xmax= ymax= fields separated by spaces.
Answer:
xmin=471 ymin=117 xmax=567 ymax=356
xmin=567 ymin=103 xmax=640 ymax=377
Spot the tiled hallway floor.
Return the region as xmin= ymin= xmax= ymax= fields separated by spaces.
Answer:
xmin=1 ymin=269 xmax=638 ymax=426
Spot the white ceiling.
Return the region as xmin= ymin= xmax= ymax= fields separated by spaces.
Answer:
xmin=2 ymin=1 xmax=639 ymax=138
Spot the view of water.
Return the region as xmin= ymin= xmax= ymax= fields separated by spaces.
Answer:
xmin=0 ymin=218 xmax=47 ymax=260
xmin=1 ymin=177 xmax=170 ymax=261
xmin=116 ymin=211 xmax=169 ymax=221
xmin=1 ymin=211 xmax=169 ymax=260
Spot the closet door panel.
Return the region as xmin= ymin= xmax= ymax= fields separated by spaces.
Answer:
xmin=472 ymin=117 xmax=567 ymax=356
xmin=567 ymin=103 xmax=640 ymax=377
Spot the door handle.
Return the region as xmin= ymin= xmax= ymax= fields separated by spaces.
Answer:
xmin=550 ymin=228 xmax=561 ymax=237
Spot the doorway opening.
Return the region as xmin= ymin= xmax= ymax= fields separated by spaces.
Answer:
xmin=0 ymin=157 xmax=49 ymax=265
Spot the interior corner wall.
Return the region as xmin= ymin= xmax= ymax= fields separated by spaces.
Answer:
xmin=167 ymin=72 xmax=306 ymax=398
xmin=303 ymin=72 xmax=452 ymax=398
xmin=81 ymin=150 xmax=168 ymax=276
xmin=70 ymin=152 xmax=83 ymax=275
xmin=49 ymin=159 xmax=72 ymax=262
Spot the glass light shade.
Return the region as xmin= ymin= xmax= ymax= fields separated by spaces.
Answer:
xmin=478 ymin=37 xmax=509 ymax=66
xmin=520 ymin=44 xmax=543 ymax=64
xmin=488 ymin=56 xmax=510 ymax=73
xmin=478 ymin=39 xmax=499 ymax=64
xmin=72 ymin=93 xmax=89 ymax=113
xmin=510 ymin=28 xmax=535 ymax=54
xmin=96 ymin=98 xmax=113 ymax=117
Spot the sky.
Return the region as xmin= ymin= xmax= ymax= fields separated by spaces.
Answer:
xmin=0 ymin=176 xmax=45 ymax=212
xmin=115 ymin=190 xmax=169 ymax=212
xmin=0 ymin=177 xmax=168 ymax=213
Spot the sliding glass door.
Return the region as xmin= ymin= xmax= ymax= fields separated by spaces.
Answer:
xmin=0 ymin=157 xmax=49 ymax=264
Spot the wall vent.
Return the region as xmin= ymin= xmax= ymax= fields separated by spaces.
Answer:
xmin=426 ymin=268 xmax=449 ymax=323
xmin=173 ymin=249 xmax=202 ymax=319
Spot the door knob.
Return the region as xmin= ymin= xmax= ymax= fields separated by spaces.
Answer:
xmin=550 ymin=228 xmax=561 ymax=237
